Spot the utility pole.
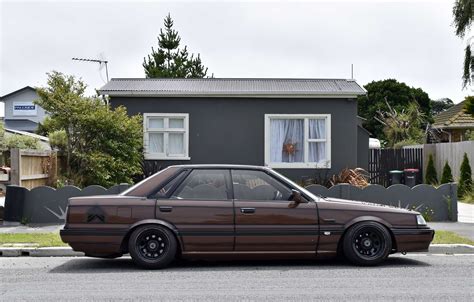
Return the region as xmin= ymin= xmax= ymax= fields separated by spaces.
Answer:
xmin=72 ymin=57 xmax=109 ymax=82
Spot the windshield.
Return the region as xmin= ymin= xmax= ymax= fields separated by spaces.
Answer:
xmin=267 ymin=168 xmax=323 ymax=202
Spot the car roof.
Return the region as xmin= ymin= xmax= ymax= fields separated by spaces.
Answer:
xmin=169 ymin=164 xmax=271 ymax=171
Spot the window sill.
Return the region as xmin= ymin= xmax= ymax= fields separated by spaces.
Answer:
xmin=266 ymin=162 xmax=331 ymax=169
xmin=144 ymin=155 xmax=191 ymax=161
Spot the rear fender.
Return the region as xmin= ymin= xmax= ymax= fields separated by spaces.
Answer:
xmin=121 ymin=219 xmax=184 ymax=253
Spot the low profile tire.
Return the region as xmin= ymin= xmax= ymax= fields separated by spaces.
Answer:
xmin=343 ymin=221 xmax=392 ymax=266
xmin=128 ymin=225 xmax=177 ymax=269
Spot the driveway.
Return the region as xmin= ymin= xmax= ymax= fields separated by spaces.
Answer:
xmin=458 ymin=202 xmax=474 ymax=224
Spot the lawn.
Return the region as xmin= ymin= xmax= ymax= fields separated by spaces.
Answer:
xmin=432 ymin=230 xmax=474 ymax=245
xmin=0 ymin=232 xmax=67 ymax=247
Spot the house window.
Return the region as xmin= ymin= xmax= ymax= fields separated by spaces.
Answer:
xmin=144 ymin=113 xmax=190 ymax=160
xmin=264 ymin=114 xmax=331 ymax=168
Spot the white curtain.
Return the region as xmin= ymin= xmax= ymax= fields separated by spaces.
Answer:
xmin=309 ymin=119 xmax=326 ymax=162
xmin=270 ymin=119 xmax=304 ymax=163
xmin=169 ymin=133 xmax=184 ymax=155
xmin=149 ymin=133 xmax=164 ymax=153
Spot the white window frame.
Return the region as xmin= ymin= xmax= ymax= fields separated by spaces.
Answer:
xmin=143 ymin=113 xmax=190 ymax=160
xmin=264 ymin=114 xmax=331 ymax=169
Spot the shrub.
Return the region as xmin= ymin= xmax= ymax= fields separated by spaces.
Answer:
xmin=5 ymin=134 xmax=41 ymax=150
xmin=458 ymin=153 xmax=472 ymax=197
xmin=425 ymin=154 xmax=438 ymax=185
xmin=440 ymin=161 xmax=454 ymax=184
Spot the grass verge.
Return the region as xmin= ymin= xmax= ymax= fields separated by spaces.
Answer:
xmin=0 ymin=232 xmax=67 ymax=247
xmin=0 ymin=230 xmax=473 ymax=248
xmin=432 ymin=230 xmax=474 ymax=245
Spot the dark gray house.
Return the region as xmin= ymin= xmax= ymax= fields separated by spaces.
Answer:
xmin=99 ymin=78 xmax=368 ymax=180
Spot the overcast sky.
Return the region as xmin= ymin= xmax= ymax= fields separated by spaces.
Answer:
xmin=0 ymin=0 xmax=471 ymax=116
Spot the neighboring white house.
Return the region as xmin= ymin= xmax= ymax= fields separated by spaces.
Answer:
xmin=0 ymin=86 xmax=48 ymax=132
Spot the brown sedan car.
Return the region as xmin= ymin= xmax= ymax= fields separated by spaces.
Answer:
xmin=60 ymin=165 xmax=434 ymax=268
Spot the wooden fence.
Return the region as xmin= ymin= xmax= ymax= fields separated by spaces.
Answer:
xmin=405 ymin=141 xmax=474 ymax=181
xmin=10 ymin=149 xmax=57 ymax=189
xmin=369 ymin=148 xmax=423 ymax=187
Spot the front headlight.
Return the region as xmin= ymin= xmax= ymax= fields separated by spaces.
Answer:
xmin=416 ymin=214 xmax=427 ymax=225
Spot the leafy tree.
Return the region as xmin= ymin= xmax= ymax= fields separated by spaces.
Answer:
xmin=431 ymin=98 xmax=454 ymax=115
xmin=358 ymin=79 xmax=432 ymax=141
xmin=0 ymin=122 xmax=7 ymax=153
xmin=143 ymin=14 xmax=208 ymax=78
xmin=464 ymin=95 xmax=474 ymax=116
xmin=48 ymin=130 xmax=67 ymax=151
xmin=441 ymin=161 xmax=454 ymax=184
xmin=375 ymin=100 xmax=425 ymax=148
xmin=458 ymin=152 xmax=472 ymax=197
xmin=452 ymin=0 xmax=473 ymax=88
xmin=36 ymin=116 xmax=63 ymax=137
xmin=35 ymin=71 xmax=143 ymax=187
xmin=425 ymin=154 xmax=438 ymax=185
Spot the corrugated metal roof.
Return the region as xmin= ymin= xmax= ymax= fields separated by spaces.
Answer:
xmin=432 ymin=101 xmax=474 ymax=129
xmin=98 ymin=78 xmax=366 ymax=97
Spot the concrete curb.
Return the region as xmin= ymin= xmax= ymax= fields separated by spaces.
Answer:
xmin=0 ymin=247 xmax=84 ymax=257
xmin=426 ymin=244 xmax=474 ymax=254
xmin=0 ymin=244 xmax=473 ymax=257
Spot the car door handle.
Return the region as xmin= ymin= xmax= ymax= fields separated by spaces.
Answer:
xmin=159 ymin=206 xmax=173 ymax=213
xmin=240 ymin=208 xmax=256 ymax=214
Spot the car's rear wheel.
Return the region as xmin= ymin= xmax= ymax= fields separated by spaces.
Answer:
xmin=128 ymin=225 xmax=177 ymax=269
xmin=343 ymin=221 xmax=391 ymax=266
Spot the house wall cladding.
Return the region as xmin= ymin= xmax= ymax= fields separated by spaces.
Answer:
xmin=3 ymin=184 xmax=130 ymax=224
xmin=110 ymin=96 xmax=359 ymax=180
xmin=305 ymin=183 xmax=457 ymax=221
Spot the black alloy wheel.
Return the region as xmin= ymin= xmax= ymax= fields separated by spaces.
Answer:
xmin=129 ymin=225 xmax=177 ymax=269
xmin=343 ymin=221 xmax=392 ymax=266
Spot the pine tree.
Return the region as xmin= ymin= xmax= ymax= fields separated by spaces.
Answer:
xmin=440 ymin=161 xmax=454 ymax=184
xmin=143 ymin=14 xmax=208 ymax=78
xmin=458 ymin=153 xmax=472 ymax=197
xmin=425 ymin=154 xmax=438 ymax=185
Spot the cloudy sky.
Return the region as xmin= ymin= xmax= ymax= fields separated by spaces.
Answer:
xmin=0 ymin=0 xmax=471 ymax=115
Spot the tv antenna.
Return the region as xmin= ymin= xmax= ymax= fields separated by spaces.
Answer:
xmin=72 ymin=57 xmax=109 ymax=82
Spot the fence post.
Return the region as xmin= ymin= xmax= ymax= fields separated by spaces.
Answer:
xmin=10 ymin=148 xmax=21 ymax=186
xmin=3 ymin=185 xmax=28 ymax=225
xmin=450 ymin=183 xmax=458 ymax=222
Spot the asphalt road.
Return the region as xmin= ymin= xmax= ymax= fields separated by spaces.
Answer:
xmin=1 ymin=255 xmax=473 ymax=301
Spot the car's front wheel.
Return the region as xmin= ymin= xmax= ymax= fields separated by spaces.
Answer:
xmin=343 ymin=221 xmax=392 ymax=266
xmin=128 ymin=225 xmax=177 ymax=269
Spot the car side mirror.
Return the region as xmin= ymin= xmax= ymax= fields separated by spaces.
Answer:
xmin=288 ymin=189 xmax=303 ymax=208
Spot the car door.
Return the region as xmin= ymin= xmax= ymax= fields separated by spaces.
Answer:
xmin=232 ymin=169 xmax=318 ymax=251
xmin=155 ymin=168 xmax=234 ymax=252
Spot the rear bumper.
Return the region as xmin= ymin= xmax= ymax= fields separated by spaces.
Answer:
xmin=60 ymin=228 xmax=127 ymax=257
xmin=391 ymin=227 xmax=435 ymax=252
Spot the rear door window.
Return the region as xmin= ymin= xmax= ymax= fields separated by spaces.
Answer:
xmin=171 ymin=169 xmax=231 ymax=200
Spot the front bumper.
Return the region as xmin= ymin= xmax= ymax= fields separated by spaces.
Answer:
xmin=391 ymin=227 xmax=435 ymax=253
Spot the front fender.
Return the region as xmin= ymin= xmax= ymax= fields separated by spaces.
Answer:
xmin=344 ymin=216 xmax=393 ymax=230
